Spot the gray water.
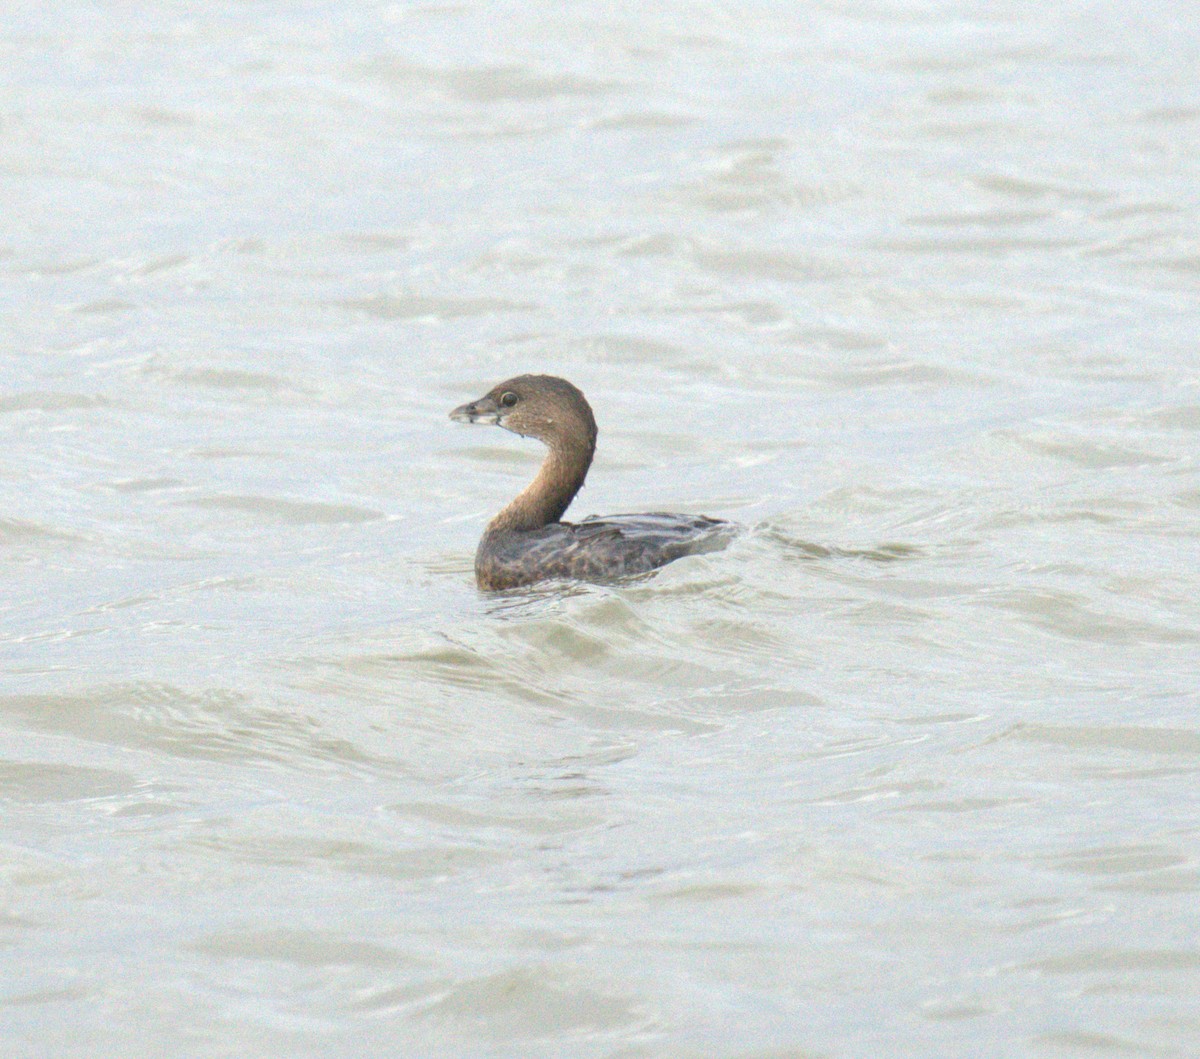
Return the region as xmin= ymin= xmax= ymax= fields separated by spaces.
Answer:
xmin=3 ymin=2 xmax=1200 ymax=1056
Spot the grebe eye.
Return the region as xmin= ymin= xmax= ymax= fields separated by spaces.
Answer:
xmin=500 ymin=391 xmax=518 ymax=409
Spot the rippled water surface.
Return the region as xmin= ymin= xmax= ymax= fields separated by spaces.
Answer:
xmin=4 ymin=2 xmax=1200 ymax=1056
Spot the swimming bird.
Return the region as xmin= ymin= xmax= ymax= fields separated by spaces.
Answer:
xmin=450 ymin=374 xmax=734 ymax=589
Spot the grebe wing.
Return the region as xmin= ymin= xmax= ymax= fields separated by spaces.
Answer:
xmin=575 ymin=512 xmax=732 ymax=542
xmin=566 ymin=513 xmax=734 ymax=573
xmin=482 ymin=514 xmax=735 ymax=587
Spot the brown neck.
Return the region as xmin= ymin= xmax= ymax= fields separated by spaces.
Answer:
xmin=486 ymin=437 xmax=594 ymax=533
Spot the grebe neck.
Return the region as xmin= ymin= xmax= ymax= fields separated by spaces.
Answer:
xmin=486 ymin=437 xmax=593 ymax=533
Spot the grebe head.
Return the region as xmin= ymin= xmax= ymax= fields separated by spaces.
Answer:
xmin=450 ymin=374 xmax=597 ymax=453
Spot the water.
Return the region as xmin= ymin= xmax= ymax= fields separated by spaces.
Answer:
xmin=3 ymin=2 xmax=1199 ymax=1055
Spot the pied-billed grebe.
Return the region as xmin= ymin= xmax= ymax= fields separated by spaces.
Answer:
xmin=450 ymin=374 xmax=734 ymax=590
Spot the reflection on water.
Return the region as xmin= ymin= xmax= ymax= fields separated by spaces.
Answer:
xmin=759 ymin=525 xmax=923 ymax=563
xmin=3 ymin=0 xmax=1200 ymax=1056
